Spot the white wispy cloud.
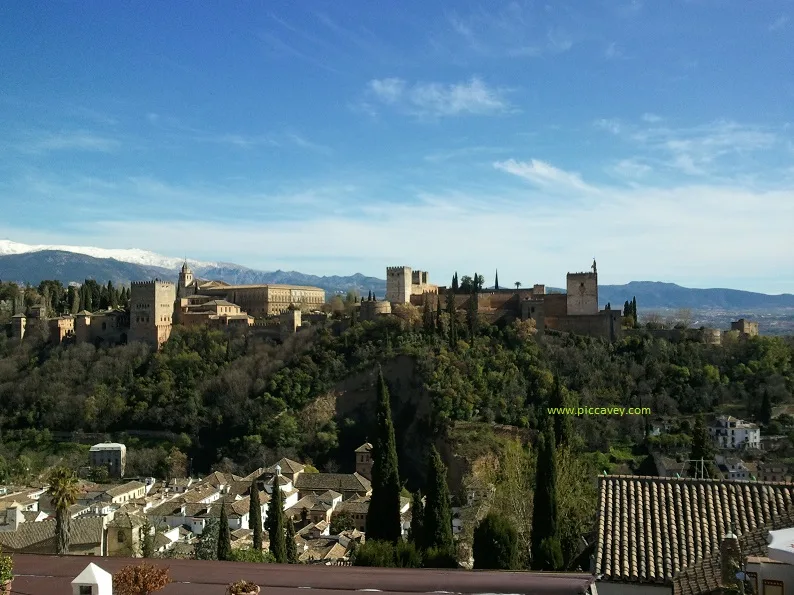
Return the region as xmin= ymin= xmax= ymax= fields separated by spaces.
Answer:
xmin=444 ymin=3 xmax=577 ymax=59
xmin=642 ymin=113 xmax=662 ymax=123
xmin=611 ymin=159 xmax=652 ymax=178
xmin=594 ymin=118 xmax=622 ymax=135
xmin=593 ymin=117 xmax=780 ymax=177
xmin=16 ymin=131 xmax=120 ymax=154
xmin=769 ymin=15 xmax=789 ymax=31
xmin=493 ymin=159 xmax=598 ymax=193
xmin=4 ymin=168 xmax=793 ymax=292
xmin=366 ymin=76 xmax=512 ymax=117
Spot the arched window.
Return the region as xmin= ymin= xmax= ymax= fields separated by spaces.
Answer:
xmin=117 ymin=530 xmax=125 ymax=543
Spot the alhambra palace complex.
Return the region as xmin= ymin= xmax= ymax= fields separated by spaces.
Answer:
xmin=10 ymin=259 xmax=758 ymax=348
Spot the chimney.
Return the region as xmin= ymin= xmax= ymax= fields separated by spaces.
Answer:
xmin=275 ymin=463 xmax=282 ymax=477
xmin=720 ymin=526 xmax=742 ymax=589
xmin=71 ymin=562 xmax=113 ymax=595
xmin=8 ymin=504 xmax=25 ymax=530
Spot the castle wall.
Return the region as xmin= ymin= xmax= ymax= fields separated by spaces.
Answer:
xmin=545 ymin=310 xmax=622 ymax=341
xmin=566 ymin=272 xmax=599 ymax=315
xmin=542 ymin=293 xmax=568 ymax=317
xmin=359 ymin=300 xmax=392 ymax=322
xmin=48 ymin=317 xmax=75 ymax=344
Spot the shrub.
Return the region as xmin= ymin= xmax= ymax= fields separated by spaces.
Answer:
xmin=113 ymin=564 xmax=171 ymax=595
xmin=394 ymin=540 xmax=422 ymax=568
xmin=473 ymin=513 xmax=518 ymax=570
xmin=229 ymin=548 xmax=275 ymax=563
xmin=227 ymin=580 xmax=259 ymax=595
xmin=423 ymin=546 xmax=458 ymax=568
xmin=0 ymin=548 xmax=12 ymax=585
xmin=352 ymin=540 xmax=396 ymax=567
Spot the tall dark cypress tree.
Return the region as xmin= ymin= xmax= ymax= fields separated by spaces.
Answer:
xmin=452 ymin=273 xmax=459 ymax=293
xmin=466 ymin=292 xmax=478 ymax=342
xmin=107 ymin=281 xmax=117 ymax=309
xmin=688 ymin=416 xmax=715 ymax=478
xmin=435 ymin=295 xmax=443 ymax=335
xmin=250 ymin=481 xmax=263 ymax=551
xmin=285 ymin=518 xmax=298 ymax=563
xmin=266 ymin=481 xmax=286 ymax=562
xmin=423 ymin=447 xmax=453 ymax=552
xmin=494 ymin=270 xmax=499 ymax=290
xmin=445 ymin=290 xmax=457 ymax=349
xmin=365 ymin=367 xmax=402 ymax=543
xmin=631 ymin=297 xmax=638 ymax=326
xmin=217 ymin=503 xmax=232 ymax=561
xmin=68 ymin=286 xmax=79 ymax=314
xmin=548 ymin=376 xmax=571 ymax=447
xmin=761 ymin=389 xmax=773 ymax=425
xmin=422 ymin=298 xmax=434 ymax=335
xmin=531 ymin=425 xmax=562 ymax=570
xmin=409 ymin=491 xmax=424 ymax=546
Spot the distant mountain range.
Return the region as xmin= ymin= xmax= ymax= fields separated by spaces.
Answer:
xmin=1 ymin=241 xmax=793 ymax=312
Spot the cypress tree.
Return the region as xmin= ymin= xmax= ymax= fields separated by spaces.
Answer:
xmin=531 ymin=425 xmax=562 ymax=570
xmin=548 ymin=376 xmax=571 ymax=447
xmin=250 ymin=481 xmax=263 ymax=551
xmin=217 ymin=503 xmax=232 ymax=561
xmin=366 ymin=367 xmax=402 ymax=543
xmin=285 ymin=518 xmax=298 ymax=563
xmin=466 ymin=292 xmax=478 ymax=342
xmin=631 ymin=297 xmax=638 ymax=326
xmin=435 ymin=295 xmax=443 ymax=335
xmin=452 ymin=273 xmax=459 ymax=293
xmin=409 ymin=491 xmax=424 ymax=546
xmin=688 ymin=416 xmax=715 ymax=478
xmin=368 ymin=290 xmax=372 ymax=301
xmin=494 ymin=270 xmax=499 ymax=290
xmin=761 ymin=389 xmax=773 ymax=425
xmin=266 ymin=479 xmax=286 ymax=562
xmin=107 ymin=281 xmax=117 ymax=309
xmin=423 ymin=447 xmax=453 ymax=552
xmin=445 ymin=290 xmax=457 ymax=349
xmin=68 ymin=286 xmax=79 ymax=314
xmin=623 ymin=301 xmax=630 ymax=317
xmin=423 ymin=298 xmax=434 ymax=335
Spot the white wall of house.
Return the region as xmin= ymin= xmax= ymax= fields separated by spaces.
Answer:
xmin=746 ymin=560 xmax=794 ymax=594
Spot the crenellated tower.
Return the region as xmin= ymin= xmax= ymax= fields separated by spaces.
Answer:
xmin=129 ymin=279 xmax=176 ymax=349
xmin=385 ymin=266 xmax=412 ymax=305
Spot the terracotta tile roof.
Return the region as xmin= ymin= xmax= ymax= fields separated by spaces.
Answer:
xmin=294 ymin=473 xmax=371 ymax=495
xmin=595 ymin=475 xmax=794 ymax=586
xmin=337 ymin=498 xmax=369 ymax=515
xmin=103 ymin=481 xmax=145 ymax=498
xmin=0 ymin=516 xmax=103 ymax=552
xmin=265 ymin=458 xmax=305 ymax=475
xmin=355 ymin=443 xmax=372 ymax=453
xmin=108 ymin=512 xmax=147 ymax=529
xmin=673 ymin=507 xmax=794 ymax=595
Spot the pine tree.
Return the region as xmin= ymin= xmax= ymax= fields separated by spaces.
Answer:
xmin=217 ymin=503 xmax=232 ymax=561
xmin=548 ymin=376 xmax=571 ymax=447
xmin=423 ymin=447 xmax=453 ymax=553
xmin=409 ymin=491 xmax=424 ymax=546
xmin=366 ymin=367 xmax=402 ymax=543
xmin=266 ymin=481 xmax=286 ymax=562
xmin=250 ymin=480 xmax=263 ymax=551
xmin=531 ymin=425 xmax=562 ymax=570
xmin=285 ymin=518 xmax=298 ymax=563
xmin=688 ymin=416 xmax=715 ymax=478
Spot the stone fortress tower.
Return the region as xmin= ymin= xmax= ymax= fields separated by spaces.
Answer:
xmin=129 ymin=279 xmax=176 ymax=349
xmin=385 ymin=266 xmax=438 ymax=306
xmin=385 ymin=266 xmax=413 ymax=305
xmin=566 ymin=259 xmax=599 ymax=316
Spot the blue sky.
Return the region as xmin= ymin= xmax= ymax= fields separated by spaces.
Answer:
xmin=1 ymin=1 xmax=793 ymax=293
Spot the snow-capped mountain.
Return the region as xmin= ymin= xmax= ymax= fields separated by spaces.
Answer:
xmin=0 ymin=239 xmax=217 ymax=270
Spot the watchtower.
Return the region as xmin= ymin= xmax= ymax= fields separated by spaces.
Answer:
xmin=385 ymin=266 xmax=412 ymax=305
xmin=566 ymin=261 xmax=599 ymax=316
xmin=355 ymin=442 xmax=373 ymax=480
xmin=129 ymin=279 xmax=176 ymax=349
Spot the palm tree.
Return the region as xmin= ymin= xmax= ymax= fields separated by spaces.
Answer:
xmin=514 ymin=282 xmax=522 ymax=290
xmin=48 ymin=467 xmax=80 ymax=554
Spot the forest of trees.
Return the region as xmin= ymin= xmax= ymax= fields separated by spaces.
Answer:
xmin=0 ymin=279 xmax=129 ymax=321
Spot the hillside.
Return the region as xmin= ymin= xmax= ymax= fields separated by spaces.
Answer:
xmin=599 ymin=281 xmax=794 ymax=310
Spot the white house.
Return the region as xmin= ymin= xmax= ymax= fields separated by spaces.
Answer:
xmin=710 ymin=415 xmax=761 ymax=450
xmin=715 ymin=454 xmax=752 ymax=480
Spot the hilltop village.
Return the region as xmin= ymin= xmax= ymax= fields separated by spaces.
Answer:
xmin=5 ymin=259 xmax=758 ymax=348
